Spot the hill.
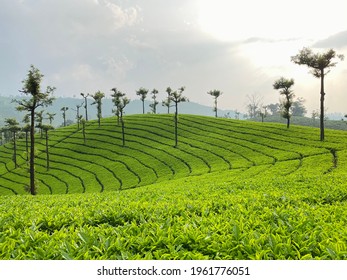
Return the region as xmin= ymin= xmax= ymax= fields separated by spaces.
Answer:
xmin=2 ymin=114 xmax=347 ymax=195
xmin=1 ymin=115 xmax=347 ymax=259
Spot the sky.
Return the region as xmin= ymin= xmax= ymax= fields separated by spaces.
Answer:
xmin=1 ymin=0 xmax=347 ymax=115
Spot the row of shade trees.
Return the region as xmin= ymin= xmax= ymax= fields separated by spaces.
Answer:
xmin=135 ymin=87 xmax=222 ymax=118
xmin=2 ymin=65 xmax=194 ymax=195
xmin=245 ymin=48 xmax=344 ymax=135
xmin=273 ymin=48 xmax=344 ymax=139
xmin=80 ymin=86 xmax=190 ymax=147
xmin=1 ymin=47 xmax=344 ymax=195
xmin=9 ymin=66 xmax=55 ymax=195
xmin=1 ymin=85 xmax=223 ymax=143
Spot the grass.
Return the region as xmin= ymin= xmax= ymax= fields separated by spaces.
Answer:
xmin=1 ymin=114 xmax=347 ymax=259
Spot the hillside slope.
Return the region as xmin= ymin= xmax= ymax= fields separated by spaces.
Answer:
xmin=1 ymin=114 xmax=347 ymax=195
xmin=1 ymin=115 xmax=347 ymax=260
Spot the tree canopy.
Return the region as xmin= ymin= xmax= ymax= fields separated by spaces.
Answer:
xmin=273 ymin=77 xmax=295 ymax=128
xmin=291 ymin=48 xmax=344 ymax=78
xmin=12 ymin=65 xmax=55 ymax=195
xmin=207 ymin=89 xmax=223 ymax=117
xmin=136 ymin=87 xmax=149 ymax=114
xmin=91 ymin=91 xmax=105 ymax=127
xmin=291 ymin=47 xmax=344 ymax=140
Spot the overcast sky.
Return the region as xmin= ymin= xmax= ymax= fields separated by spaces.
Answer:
xmin=1 ymin=0 xmax=347 ymax=114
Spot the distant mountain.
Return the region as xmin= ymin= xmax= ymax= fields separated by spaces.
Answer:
xmin=2 ymin=95 xmax=346 ymax=131
xmin=0 ymin=95 xmax=237 ymax=127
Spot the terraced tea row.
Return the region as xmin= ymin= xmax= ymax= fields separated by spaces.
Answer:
xmin=1 ymin=115 xmax=347 ymax=195
xmin=1 ymin=115 xmax=347 ymax=260
xmin=1 ymin=169 xmax=347 ymax=259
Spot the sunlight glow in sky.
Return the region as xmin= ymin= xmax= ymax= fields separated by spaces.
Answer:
xmin=197 ymin=0 xmax=347 ymax=112
xmin=0 ymin=0 xmax=346 ymax=114
xmin=197 ymin=0 xmax=347 ymax=41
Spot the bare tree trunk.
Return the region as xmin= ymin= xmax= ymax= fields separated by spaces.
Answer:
xmin=84 ymin=97 xmax=88 ymax=121
xmin=121 ymin=120 xmax=125 ymax=146
xmin=30 ymin=109 xmax=36 ymax=195
xmin=13 ymin=132 xmax=17 ymax=168
xmin=286 ymin=94 xmax=290 ymax=129
xmin=25 ymin=131 xmax=29 ymax=161
xmin=45 ymin=130 xmax=49 ymax=171
xmin=77 ymin=107 xmax=80 ymax=130
xmin=174 ymin=103 xmax=178 ymax=147
xmin=215 ymin=98 xmax=218 ymax=118
xmin=97 ymin=103 xmax=101 ymax=128
xmin=82 ymin=121 xmax=86 ymax=144
xmin=167 ymin=93 xmax=170 ymax=114
xmin=320 ymin=70 xmax=325 ymax=141
xmin=121 ymin=112 xmax=125 ymax=146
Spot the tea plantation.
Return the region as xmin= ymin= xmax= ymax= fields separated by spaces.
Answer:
xmin=1 ymin=115 xmax=347 ymax=259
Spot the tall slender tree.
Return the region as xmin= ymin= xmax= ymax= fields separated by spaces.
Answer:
xmin=13 ymin=65 xmax=55 ymax=195
xmin=61 ymin=107 xmax=68 ymax=127
xmin=1 ymin=127 xmax=11 ymax=144
xmin=91 ymin=91 xmax=105 ymax=127
xmin=118 ymin=97 xmax=130 ymax=146
xmin=41 ymin=124 xmax=54 ymax=171
xmin=46 ymin=112 xmax=56 ymax=125
xmin=111 ymin=88 xmax=126 ymax=125
xmin=72 ymin=103 xmax=83 ymax=130
xmin=136 ymin=87 xmax=148 ymax=114
xmin=0 ymin=128 xmax=3 ymax=146
xmin=291 ymin=47 xmax=344 ymax=141
xmin=149 ymin=88 xmax=159 ymax=114
xmin=207 ymin=89 xmax=222 ymax=117
xmin=162 ymin=87 xmax=173 ymax=114
xmin=273 ymin=77 xmax=295 ymax=128
xmin=80 ymin=93 xmax=89 ymax=121
xmin=35 ymin=110 xmax=44 ymax=137
xmin=169 ymin=86 xmax=188 ymax=147
xmin=81 ymin=118 xmax=86 ymax=145
xmin=22 ymin=114 xmax=31 ymax=161
xmin=259 ymin=106 xmax=268 ymax=123
xmin=246 ymin=93 xmax=263 ymax=119
xmin=4 ymin=118 xmax=21 ymax=168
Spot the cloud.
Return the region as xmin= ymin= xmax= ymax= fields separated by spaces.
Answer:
xmin=1 ymin=0 xmax=346 ymax=114
xmin=243 ymin=37 xmax=302 ymax=44
xmin=313 ymin=30 xmax=347 ymax=49
xmin=1 ymin=0 xmax=142 ymax=50
xmin=0 ymin=0 xmax=142 ymax=94
xmin=71 ymin=64 xmax=94 ymax=81
xmin=197 ymin=0 xmax=347 ymax=42
xmin=92 ymin=0 xmax=141 ymax=31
